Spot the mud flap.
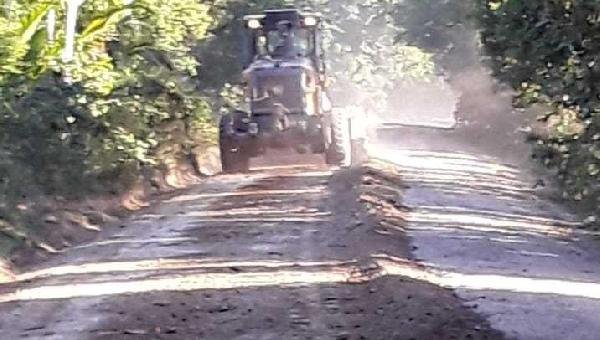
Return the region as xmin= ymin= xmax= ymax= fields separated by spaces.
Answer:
xmin=348 ymin=106 xmax=369 ymax=166
xmin=219 ymin=113 xmax=250 ymax=173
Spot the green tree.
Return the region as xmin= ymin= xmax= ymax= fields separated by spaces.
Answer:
xmin=478 ymin=0 xmax=599 ymax=216
xmin=0 ymin=0 xmax=218 ymax=250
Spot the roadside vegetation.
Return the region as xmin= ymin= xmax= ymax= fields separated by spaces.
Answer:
xmin=0 ymin=0 xmax=214 ymax=258
xmin=0 ymin=0 xmax=288 ymax=262
xmin=478 ymin=0 xmax=599 ymax=223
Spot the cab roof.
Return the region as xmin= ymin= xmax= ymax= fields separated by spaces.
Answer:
xmin=243 ymin=8 xmax=321 ymax=30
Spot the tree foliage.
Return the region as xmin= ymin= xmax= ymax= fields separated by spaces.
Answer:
xmin=0 ymin=0 xmax=222 ymax=241
xmin=0 ymin=0 xmax=301 ymax=252
xmin=478 ymin=0 xmax=599 ymax=214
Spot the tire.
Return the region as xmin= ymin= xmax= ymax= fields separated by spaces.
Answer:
xmin=220 ymin=142 xmax=249 ymax=173
xmin=219 ymin=114 xmax=249 ymax=174
xmin=326 ymin=110 xmax=352 ymax=167
xmin=311 ymin=138 xmax=327 ymax=154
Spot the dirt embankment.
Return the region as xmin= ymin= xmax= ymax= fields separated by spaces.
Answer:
xmin=0 ymin=146 xmax=221 ymax=283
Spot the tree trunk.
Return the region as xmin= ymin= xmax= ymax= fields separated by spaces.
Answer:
xmin=62 ymin=0 xmax=84 ymax=63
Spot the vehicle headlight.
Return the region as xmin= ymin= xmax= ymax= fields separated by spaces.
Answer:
xmin=248 ymin=19 xmax=261 ymax=29
xmin=304 ymin=17 xmax=317 ymax=26
xmin=248 ymin=122 xmax=259 ymax=135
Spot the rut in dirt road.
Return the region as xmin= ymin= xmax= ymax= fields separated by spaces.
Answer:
xmin=0 ymin=163 xmax=501 ymax=339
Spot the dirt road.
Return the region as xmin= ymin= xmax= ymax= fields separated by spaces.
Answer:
xmin=374 ymin=127 xmax=599 ymax=340
xmin=0 ymin=155 xmax=502 ymax=339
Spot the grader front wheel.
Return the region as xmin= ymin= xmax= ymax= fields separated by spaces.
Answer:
xmin=326 ymin=110 xmax=352 ymax=167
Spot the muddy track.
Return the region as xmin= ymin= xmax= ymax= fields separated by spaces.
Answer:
xmin=0 ymin=162 xmax=502 ymax=339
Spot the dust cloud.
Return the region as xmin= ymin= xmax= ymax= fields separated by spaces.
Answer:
xmin=320 ymin=0 xmax=532 ymax=163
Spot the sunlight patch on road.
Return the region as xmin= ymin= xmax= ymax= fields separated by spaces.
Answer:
xmin=399 ymin=173 xmax=532 ymax=195
xmin=250 ymin=168 xmax=333 ymax=177
xmin=16 ymin=259 xmax=353 ymax=282
xmin=182 ymin=208 xmax=331 ymax=218
xmin=188 ymin=217 xmax=329 ymax=223
xmin=379 ymin=149 xmax=481 ymax=161
xmin=399 ymin=169 xmax=525 ymax=185
xmin=165 ymin=188 xmax=327 ymax=203
xmin=0 ymin=270 xmax=349 ymax=303
xmin=5 ymin=256 xmax=600 ymax=303
xmin=379 ymin=256 xmax=600 ymax=300
xmin=442 ymin=273 xmax=600 ymax=299
xmin=370 ymin=149 xmax=520 ymax=177
xmin=70 ymin=237 xmax=197 ymax=250
xmin=367 ymin=147 xmax=543 ymax=202
xmin=418 ymin=206 xmax=580 ymax=227
xmin=506 ymin=250 xmax=560 ymax=258
xmin=406 ymin=210 xmax=573 ymax=237
xmin=375 ymin=257 xmax=600 ymax=300
xmin=436 ymin=188 xmax=527 ymax=202
xmin=437 ymin=234 xmax=529 ymax=245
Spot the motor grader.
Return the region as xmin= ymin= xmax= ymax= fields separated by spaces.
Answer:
xmin=219 ymin=8 xmax=366 ymax=173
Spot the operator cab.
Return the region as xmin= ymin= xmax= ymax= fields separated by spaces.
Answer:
xmin=241 ymin=9 xmax=326 ymax=117
xmin=267 ymin=20 xmax=306 ymax=58
xmin=243 ymin=9 xmax=322 ymax=64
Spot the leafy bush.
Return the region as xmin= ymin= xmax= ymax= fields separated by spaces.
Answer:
xmin=0 ymin=0 xmax=216 ymax=183
xmin=0 ymin=0 xmax=304 ymax=250
xmin=0 ymin=0 xmax=222 ymax=249
xmin=478 ymin=0 xmax=599 ymax=215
